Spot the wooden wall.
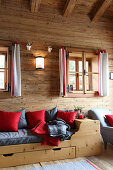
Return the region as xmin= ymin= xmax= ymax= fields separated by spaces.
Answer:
xmin=0 ymin=0 xmax=113 ymax=113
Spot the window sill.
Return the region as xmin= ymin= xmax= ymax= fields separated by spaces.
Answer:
xmin=64 ymin=91 xmax=99 ymax=98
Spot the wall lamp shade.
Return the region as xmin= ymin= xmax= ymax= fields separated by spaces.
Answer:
xmin=36 ymin=56 xmax=44 ymax=70
xmin=26 ymin=43 xmax=32 ymax=50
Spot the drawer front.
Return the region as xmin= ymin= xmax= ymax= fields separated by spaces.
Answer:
xmin=0 ymin=147 xmax=76 ymax=168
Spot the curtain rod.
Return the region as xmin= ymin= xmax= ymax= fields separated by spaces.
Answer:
xmin=65 ymin=46 xmax=103 ymax=51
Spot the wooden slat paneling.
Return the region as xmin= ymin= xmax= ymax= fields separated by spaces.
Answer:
xmin=0 ymin=0 xmax=112 ymax=114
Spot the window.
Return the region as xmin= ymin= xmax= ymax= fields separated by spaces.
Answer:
xmin=68 ymin=58 xmax=91 ymax=91
xmin=0 ymin=47 xmax=9 ymax=91
xmin=67 ymin=49 xmax=98 ymax=97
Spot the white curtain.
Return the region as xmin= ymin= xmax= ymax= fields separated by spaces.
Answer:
xmin=11 ymin=43 xmax=21 ymax=96
xmin=99 ymin=52 xmax=109 ymax=96
xmin=59 ymin=47 xmax=66 ymax=96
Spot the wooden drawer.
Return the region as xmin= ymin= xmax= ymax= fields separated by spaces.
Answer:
xmin=0 ymin=146 xmax=76 ymax=168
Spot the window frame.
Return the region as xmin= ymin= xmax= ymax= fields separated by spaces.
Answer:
xmin=68 ymin=57 xmax=91 ymax=92
xmin=0 ymin=47 xmax=9 ymax=92
xmin=66 ymin=49 xmax=99 ymax=98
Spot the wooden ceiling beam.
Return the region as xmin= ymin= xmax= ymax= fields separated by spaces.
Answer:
xmin=31 ymin=0 xmax=41 ymax=13
xmin=91 ymin=0 xmax=113 ymax=22
xmin=63 ymin=0 xmax=77 ymax=17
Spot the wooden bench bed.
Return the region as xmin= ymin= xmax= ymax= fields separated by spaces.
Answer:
xmin=0 ymin=119 xmax=101 ymax=168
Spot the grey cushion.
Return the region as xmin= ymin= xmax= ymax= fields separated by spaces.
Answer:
xmin=45 ymin=107 xmax=57 ymax=122
xmin=0 ymin=129 xmax=42 ymax=146
xmin=17 ymin=109 xmax=28 ymax=129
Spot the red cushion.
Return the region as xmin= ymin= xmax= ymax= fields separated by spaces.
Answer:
xmin=26 ymin=110 xmax=45 ymax=129
xmin=57 ymin=111 xmax=78 ymax=127
xmin=0 ymin=111 xmax=21 ymax=132
xmin=79 ymin=115 xmax=84 ymax=119
xmin=105 ymin=115 xmax=113 ymax=126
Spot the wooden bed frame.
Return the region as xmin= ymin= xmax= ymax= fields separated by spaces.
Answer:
xmin=0 ymin=119 xmax=101 ymax=168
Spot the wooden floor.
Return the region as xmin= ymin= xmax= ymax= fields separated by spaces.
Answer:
xmin=1 ymin=143 xmax=113 ymax=170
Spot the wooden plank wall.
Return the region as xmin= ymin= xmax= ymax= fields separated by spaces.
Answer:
xmin=0 ymin=0 xmax=113 ymax=114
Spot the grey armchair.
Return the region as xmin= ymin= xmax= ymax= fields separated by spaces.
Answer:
xmin=88 ymin=108 xmax=112 ymax=149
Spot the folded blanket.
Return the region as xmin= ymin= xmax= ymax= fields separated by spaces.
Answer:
xmin=47 ymin=118 xmax=74 ymax=141
xmin=31 ymin=118 xmax=74 ymax=146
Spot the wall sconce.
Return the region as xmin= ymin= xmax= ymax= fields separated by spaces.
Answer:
xmin=36 ymin=56 xmax=44 ymax=70
xmin=48 ymin=46 xmax=52 ymax=53
xmin=26 ymin=43 xmax=32 ymax=50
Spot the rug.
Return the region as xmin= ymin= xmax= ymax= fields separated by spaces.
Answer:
xmin=27 ymin=160 xmax=99 ymax=170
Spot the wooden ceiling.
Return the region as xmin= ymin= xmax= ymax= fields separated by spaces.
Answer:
xmin=0 ymin=0 xmax=112 ymax=22
xmin=0 ymin=0 xmax=113 ymax=47
xmin=29 ymin=0 xmax=113 ymax=22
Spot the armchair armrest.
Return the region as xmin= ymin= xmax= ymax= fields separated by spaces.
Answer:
xmin=101 ymin=126 xmax=113 ymax=144
xmin=103 ymin=126 xmax=113 ymax=130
